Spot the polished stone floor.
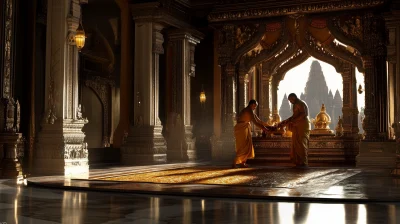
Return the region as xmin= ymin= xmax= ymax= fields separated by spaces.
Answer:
xmin=2 ymin=163 xmax=400 ymax=223
xmin=1 ymin=178 xmax=400 ymax=224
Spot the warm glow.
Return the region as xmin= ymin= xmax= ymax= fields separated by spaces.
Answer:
xmin=75 ymin=23 xmax=86 ymax=51
xmin=200 ymin=90 xmax=206 ymax=103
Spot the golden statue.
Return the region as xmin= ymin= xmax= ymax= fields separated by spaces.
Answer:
xmin=310 ymin=104 xmax=334 ymax=136
xmin=335 ymin=116 xmax=344 ymax=137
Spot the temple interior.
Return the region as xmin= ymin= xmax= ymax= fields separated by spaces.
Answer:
xmin=1 ymin=0 xmax=400 ymax=223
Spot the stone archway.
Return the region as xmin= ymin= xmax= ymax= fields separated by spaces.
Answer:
xmin=212 ymin=7 xmax=393 ymax=166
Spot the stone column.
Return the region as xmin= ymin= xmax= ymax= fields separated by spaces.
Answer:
xmin=357 ymin=14 xmax=397 ymax=168
xmin=113 ymin=0 xmax=132 ymax=148
xmin=386 ymin=14 xmax=400 ymax=139
xmin=341 ymin=63 xmax=359 ymax=137
xmin=0 ymin=0 xmax=26 ymax=179
xmin=165 ymin=30 xmax=201 ymax=161
xmin=35 ymin=0 xmax=89 ymax=177
xmin=210 ymin=25 xmax=236 ymax=161
xmin=215 ymin=63 xmax=237 ymax=160
xmin=238 ymin=74 xmax=248 ymax=111
xmin=121 ymin=22 xmax=166 ymax=164
xmin=271 ymin=76 xmax=280 ymax=123
xmin=260 ymin=64 xmax=272 ymax=122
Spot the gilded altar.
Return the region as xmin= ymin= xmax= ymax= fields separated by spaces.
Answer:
xmin=252 ymin=136 xmax=360 ymax=166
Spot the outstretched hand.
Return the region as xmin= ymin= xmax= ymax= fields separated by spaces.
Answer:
xmin=263 ymin=125 xmax=277 ymax=132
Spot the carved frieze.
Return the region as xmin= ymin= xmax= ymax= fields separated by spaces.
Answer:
xmin=208 ymin=0 xmax=386 ymax=22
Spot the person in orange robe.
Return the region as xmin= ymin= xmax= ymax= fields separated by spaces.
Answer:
xmin=233 ymin=100 xmax=273 ymax=168
xmin=278 ymin=93 xmax=311 ymax=168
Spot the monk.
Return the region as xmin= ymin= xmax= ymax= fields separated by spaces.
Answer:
xmin=233 ymin=99 xmax=273 ymax=168
xmin=278 ymin=93 xmax=311 ymax=168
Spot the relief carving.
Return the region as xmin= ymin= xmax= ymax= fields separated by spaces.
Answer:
xmin=235 ymin=24 xmax=259 ymax=49
xmin=208 ymin=0 xmax=385 ymax=22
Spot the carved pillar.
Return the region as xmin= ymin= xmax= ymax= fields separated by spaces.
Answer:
xmin=210 ymin=24 xmax=236 ymax=161
xmin=260 ymin=63 xmax=272 ymax=122
xmin=0 ymin=0 xmax=26 ymax=178
xmin=165 ymin=30 xmax=201 ymax=161
xmin=341 ymin=63 xmax=359 ymax=137
xmin=357 ymin=14 xmax=397 ymax=168
xmin=361 ymin=15 xmax=389 ymax=141
xmin=271 ymin=76 xmax=280 ymax=123
xmin=238 ymin=73 xmax=248 ymax=111
xmin=113 ymin=0 xmax=132 ymax=148
xmin=121 ymin=22 xmax=167 ymax=164
xmin=385 ymin=13 xmax=400 ymax=139
xmin=220 ymin=63 xmax=237 ymax=157
xmin=35 ymin=0 xmax=89 ymax=177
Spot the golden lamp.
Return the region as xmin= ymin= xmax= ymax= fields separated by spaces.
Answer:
xmin=74 ymin=22 xmax=86 ymax=51
xmin=200 ymin=86 xmax=206 ymax=104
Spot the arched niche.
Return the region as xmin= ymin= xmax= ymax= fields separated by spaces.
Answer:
xmin=80 ymin=27 xmax=116 ymax=147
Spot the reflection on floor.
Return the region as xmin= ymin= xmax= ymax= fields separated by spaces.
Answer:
xmin=1 ymin=179 xmax=400 ymax=224
xmin=1 ymin=162 xmax=400 ymax=223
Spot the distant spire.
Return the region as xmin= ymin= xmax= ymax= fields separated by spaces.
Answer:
xmin=333 ymin=89 xmax=342 ymax=107
xmin=279 ymin=93 xmax=291 ymax=120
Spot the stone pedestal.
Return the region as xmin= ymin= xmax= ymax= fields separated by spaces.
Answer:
xmin=35 ymin=119 xmax=89 ymax=177
xmin=356 ymin=141 xmax=398 ymax=168
xmin=0 ymin=133 xmax=24 ymax=178
xmin=121 ymin=125 xmax=166 ymax=164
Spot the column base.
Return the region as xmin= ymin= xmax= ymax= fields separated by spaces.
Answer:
xmin=356 ymin=141 xmax=398 ymax=168
xmin=0 ymin=133 xmax=24 ymax=179
xmin=210 ymin=132 xmax=235 ymax=162
xmin=34 ymin=119 xmax=89 ymax=178
xmin=166 ymin=125 xmax=196 ymax=162
xmin=121 ymin=125 xmax=167 ymax=165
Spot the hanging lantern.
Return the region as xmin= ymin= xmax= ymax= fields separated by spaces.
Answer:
xmin=200 ymin=88 xmax=206 ymax=104
xmin=74 ymin=22 xmax=86 ymax=51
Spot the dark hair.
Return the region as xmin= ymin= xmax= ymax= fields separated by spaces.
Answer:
xmin=288 ymin=93 xmax=297 ymax=99
xmin=248 ymin=99 xmax=258 ymax=106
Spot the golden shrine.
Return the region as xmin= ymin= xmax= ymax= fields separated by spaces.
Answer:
xmin=209 ymin=0 xmax=399 ymax=167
